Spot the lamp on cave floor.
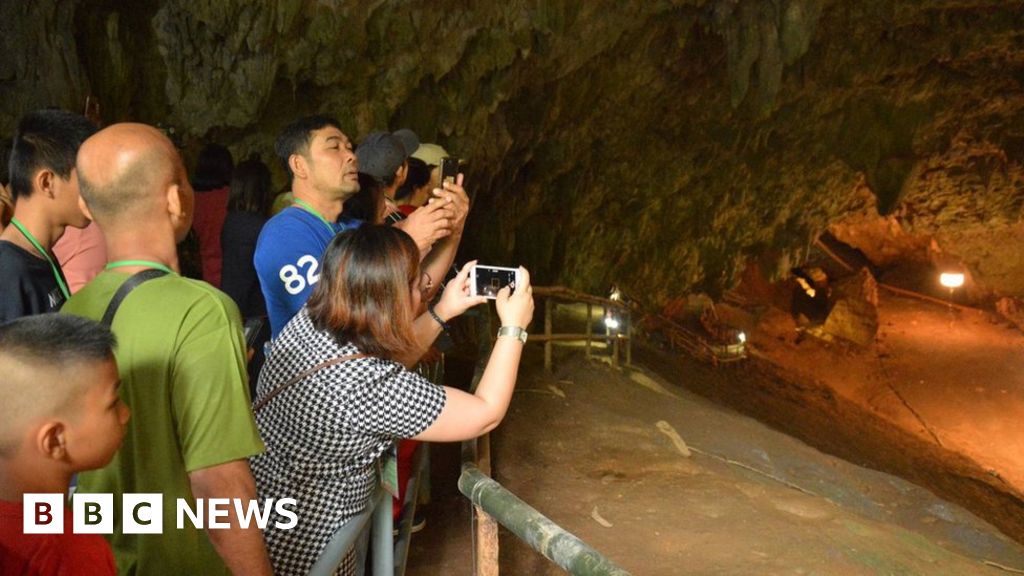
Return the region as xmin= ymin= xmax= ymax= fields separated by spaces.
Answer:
xmin=939 ymin=272 xmax=965 ymax=312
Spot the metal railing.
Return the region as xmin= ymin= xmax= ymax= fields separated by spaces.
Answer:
xmin=308 ymin=447 xmax=430 ymax=576
xmin=458 ymin=304 xmax=631 ymax=575
xmin=308 ymin=387 xmax=435 ymax=575
xmin=531 ymin=286 xmax=744 ymax=369
xmin=459 ymin=465 xmax=631 ymax=576
xmin=652 ymin=314 xmax=746 ymax=366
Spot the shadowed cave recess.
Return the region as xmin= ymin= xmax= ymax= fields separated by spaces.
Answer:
xmin=5 ymin=0 xmax=1024 ymax=554
xmin=4 ymin=0 xmax=1023 ymax=302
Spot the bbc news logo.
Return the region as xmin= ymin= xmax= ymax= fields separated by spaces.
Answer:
xmin=24 ymin=494 xmax=298 ymax=534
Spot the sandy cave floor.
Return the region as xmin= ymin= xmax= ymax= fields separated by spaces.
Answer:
xmin=405 ymin=293 xmax=1024 ymax=574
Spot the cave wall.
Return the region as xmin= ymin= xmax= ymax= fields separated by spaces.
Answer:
xmin=1 ymin=0 xmax=1022 ymax=307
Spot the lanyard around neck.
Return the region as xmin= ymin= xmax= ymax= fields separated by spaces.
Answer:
xmin=105 ymin=260 xmax=177 ymax=275
xmin=9 ymin=218 xmax=71 ymax=300
xmin=293 ymin=199 xmax=336 ymax=234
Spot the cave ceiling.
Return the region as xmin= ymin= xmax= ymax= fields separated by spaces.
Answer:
xmin=2 ymin=0 xmax=1022 ymax=307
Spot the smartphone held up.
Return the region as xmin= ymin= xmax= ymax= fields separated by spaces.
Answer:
xmin=440 ymin=157 xmax=459 ymax=188
xmin=470 ymin=265 xmax=521 ymax=299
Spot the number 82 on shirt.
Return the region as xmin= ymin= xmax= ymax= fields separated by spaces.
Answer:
xmin=279 ymin=255 xmax=320 ymax=295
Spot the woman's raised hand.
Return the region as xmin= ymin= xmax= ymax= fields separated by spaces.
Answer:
xmin=496 ymin=267 xmax=533 ymax=329
xmin=434 ymin=260 xmax=488 ymax=321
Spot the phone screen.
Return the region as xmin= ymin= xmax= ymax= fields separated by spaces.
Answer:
xmin=473 ymin=266 xmax=518 ymax=299
xmin=440 ymin=157 xmax=459 ymax=187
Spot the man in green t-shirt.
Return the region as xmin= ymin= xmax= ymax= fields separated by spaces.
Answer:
xmin=62 ymin=123 xmax=272 ymax=576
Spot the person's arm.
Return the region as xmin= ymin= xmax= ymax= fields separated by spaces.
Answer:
xmin=400 ymin=313 xmax=446 ymax=368
xmin=253 ymin=214 xmax=322 ymax=335
xmin=393 ymin=196 xmax=455 ymax=257
xmin=171 ymin=293 xmax=269 ymax=572
xmin=396 ymin=260 xmax=488 ymax=368
xmin=419 ymin=176 xmax=470 ymax=301
xmin=420 ymin=240 xmax=457 ymax=302
xmin=413 ymin=267 xmax=534 ymax=442
xmin=188 ymin=460 xmax=273 ymax=576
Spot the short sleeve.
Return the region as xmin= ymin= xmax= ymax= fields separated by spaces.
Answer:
xmin=0 ymin=268 xmax=32 ymax=322
xmin=254 ymin=210 xmax=329 ymax=337
xmin=342 ymin=362 xmax=446 ymax=439
xmin=171 ymin=292 xmax=265 ymax=471
xmin=0 ymin=245 xmax=64 ymax=321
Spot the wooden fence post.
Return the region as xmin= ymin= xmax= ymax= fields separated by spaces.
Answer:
xmin=585 ymin=303 xmax=593 ymax=359
xmin=474 ymin=435 xmax=499 ymax=576
xmin=625 ymin=311 xmax=632 ymax=367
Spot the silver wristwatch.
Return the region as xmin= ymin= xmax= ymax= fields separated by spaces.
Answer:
xmin=497 ymin=325 xmax=528 ymax=343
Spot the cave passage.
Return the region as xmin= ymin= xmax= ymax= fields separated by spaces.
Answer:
xmin=2 ymin=1 xmax=1024 ymax=574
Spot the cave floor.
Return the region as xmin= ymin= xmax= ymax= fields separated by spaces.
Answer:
xmin=724 ymin=289 xmax=1024 ymax=552
xmin=750 ymin=292 xmax=1024 ymax=495
xmin=407 ymin=338 xmax=1024 ymax=575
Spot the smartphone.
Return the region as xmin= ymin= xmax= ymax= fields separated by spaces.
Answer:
xmin=470 ymin=265 xmax=521 ymax=299
xmin=440 ymin=157 xmax=459 ymax=188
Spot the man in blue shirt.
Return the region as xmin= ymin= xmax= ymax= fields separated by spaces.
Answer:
xmin=255 ymin=116 xmax=363 ymax=336
xmin=256 ymin=116 xmax=463 ymax=338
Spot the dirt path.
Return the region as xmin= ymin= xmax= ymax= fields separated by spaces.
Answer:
xmin=407 ymin=288 xmax=1024 ymax=574
xmin=492 ymin=352 xmax=1024 ymax=574
xmin=872 ymin=297 xmax=1024 ymax=489
xmin=409 ymin=347 xmax=1024 ymax=574
xmin=738 ymin=291 xmax=1024 ymax=544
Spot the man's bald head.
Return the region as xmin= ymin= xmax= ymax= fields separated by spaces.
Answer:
xmin=76 ymin=123 xmax=185 ymax=225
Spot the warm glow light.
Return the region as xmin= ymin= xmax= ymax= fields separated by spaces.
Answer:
xmin=795 ymin=277 xmax=816 ymax=298
xmin=738 ymin=332 xmax=747 ymax=343
xmin=604 ymin=316 xmax=621 ymax=330
xmin=939 ymin=272 xmax=965 ymax=289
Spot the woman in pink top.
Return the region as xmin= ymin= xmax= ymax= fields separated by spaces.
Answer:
xmin=53 ymin=221 xmax=107 ymax=293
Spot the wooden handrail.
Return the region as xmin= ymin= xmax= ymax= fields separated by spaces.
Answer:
xmin=532 ymin=286 xmax=632 ymax=371
xmin=531 ymin=333 xmax=629 ymax=342
xmin=533 ymin=286 xmax=632 ymax=310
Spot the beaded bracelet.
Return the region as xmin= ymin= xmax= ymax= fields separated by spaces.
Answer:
xmin=428 ymin=305 xmax=450 ymax=332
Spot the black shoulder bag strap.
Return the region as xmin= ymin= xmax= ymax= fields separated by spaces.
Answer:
xmin=100 ymin=269 xmax=169 ymax=326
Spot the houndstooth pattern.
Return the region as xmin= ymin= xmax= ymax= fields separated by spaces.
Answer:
xmin=250 ymin=307 xmax=446 ymax=576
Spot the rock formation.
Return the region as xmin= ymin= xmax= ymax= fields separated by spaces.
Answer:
xmin=818 ymin=267 xmax=879 ymax=346
xmin=0 ymin=0 xmax=1021 ymax=310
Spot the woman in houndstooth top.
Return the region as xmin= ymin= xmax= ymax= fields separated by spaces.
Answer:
xmin=250 ymin=225 xmax=534 ymax=575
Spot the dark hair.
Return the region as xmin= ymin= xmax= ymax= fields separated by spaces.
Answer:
xmin=343 ymin=173 xmax=385 ymax=223
xmin=275 ymin=115 xmax=343 ymax=179
xmin=394 ymin=157 xmax=431 ymax=202
xmin=228 ymin=156 xmax=273 ymax=215
xmin=0 ymin=314 xmax=116 ymax=365
xmin=0 ymin=139 xmax=12 ymax=186
xmin=9 ymin=109 xmax=98 ymax=200
xmin=307 ymin=225 xmax=420 ymax=359
xmin=193 ymin=143 xmax=234 ymax=191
